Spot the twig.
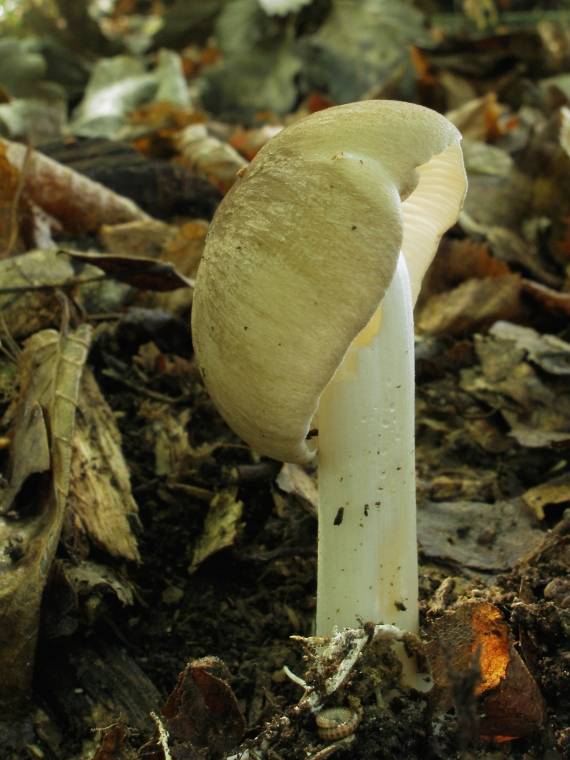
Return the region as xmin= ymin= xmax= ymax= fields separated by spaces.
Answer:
xmin=150 ymin=711 xmax=172 ymax=760
xmin=101 ymin=368 xmax=185 ymax=403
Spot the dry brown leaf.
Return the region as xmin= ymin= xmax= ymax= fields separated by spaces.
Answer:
xmin=460 ymin=326 xmax=570 ymax=448
xmin=276 ymin=462 xmax=318 ymax=516
xmin=150 ymin=406 xmax=192 ymax=478
xmin=490 ymin=321 xmax=570 ymax=376
xmin=61 ymin=560 xmax=136 ymax=609
xmin=522 ymin=474 xmax=570 ymax=521
xmin=64 ymin=369 xmax=140 ymax=562
xmin=161 ymin=219 xmax=208 ymax=278
xmin=0 ymin=325 xmax=91 ymax=708
xmin=0 ymin=401 xmax=50 ymax=514
xmin=189 ymin=489 xmax=243 ymax=573
xmin=0 ymin=248 xmax=102 ymax=339
xmin=154 ymin=657 xmax=245 ymax=758
xmin=419 ymin=499 xmax=542 ymax=573
xmin=229 ymin=124 xmax=283 ymax=161
xmin=419 ymin=238 xmax=510 ymax=306
xmin=0 ymin=140 xmax=23 ymax=257
xmin=427 ymin=601 xmax=545 ymax=740
xmin=91 ymin=723 xmax=129 ymax=760
xmin=485 ymin=227 xmax=562 ymax=289
xmin=100 ymin=218 xmax=175 ymax=259
xmin=62 ymin=249 xmax=194 ymax=292
xmin=2 ymin=138 xmax=150 ymax=233
xmin=417 ymin=274 xmax=523 ymax=336
xmin=446 ymin=93 xmax=511 ymax=141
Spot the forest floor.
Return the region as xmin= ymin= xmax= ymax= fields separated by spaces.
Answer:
xmin=0 ymin=2 xmax=569 ymax=759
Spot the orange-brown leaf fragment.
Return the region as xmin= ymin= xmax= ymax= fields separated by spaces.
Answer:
xmin=470 ymin=602 xmax=510 ymax=695
xmin=92 ymin=723 xmax=130 ymax=760
xmin=0 ymin=141 xmax=23 ymax=256
xmin=426 ymin=600 xmax=545 ymax=741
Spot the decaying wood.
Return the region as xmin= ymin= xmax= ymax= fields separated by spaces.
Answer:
xmin=0 ymin=325 xmax=91 ymax=709
xmin=36 ymin=640 xmax=161 ymax=757
xmin=64 ymin=368 xmax=140 ymax=562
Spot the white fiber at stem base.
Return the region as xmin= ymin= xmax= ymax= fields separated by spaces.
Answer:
xmin=317 ymin=254 xmax=428 ymax=690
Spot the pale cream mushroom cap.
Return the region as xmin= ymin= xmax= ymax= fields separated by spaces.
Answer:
xmin=192 ymin=100 xmax=467 ymax=464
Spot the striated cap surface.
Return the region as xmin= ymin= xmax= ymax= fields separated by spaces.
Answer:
xmin=192 ymin=101 xmax=467 ymax=463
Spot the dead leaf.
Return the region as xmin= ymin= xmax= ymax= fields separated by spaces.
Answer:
xmin=418 ymin=499 xmax=543 ymax=573
xmin=522 ymin=474 xmax=570 ymax=520
xmin=189 ymin=489 xmax=243 ymax=573
xmin=460 ymin=326 xmax=570 ymax=448
xmin=151 ymin=407 xmax=192 ymax=477
xmin=2 ymin=138 xmax=149 ymax=233
xmin=419 ymin=238 xmax=510 ymax=306
xmin=100 ymin=218 xmax=176 ymax=259
xmin=446 ymin=93 xmax=511 ymax=141
xmin=229 ymin=124 xmax=283 ymax=160
xmin=490 ymin=321 xmax=570 ymax=376
xmin=485 ymin=227 xmax=562 ymax=289
xmin=426 ymin=601 xmax=545 ymax=740
xmin=462 ymin=138 xmax=513 ymax=176
xmin=161 ymin=219 xmax=209 ymax=278
xmin=276 ymin=462 xmax=318 ymax=516
xmin=61 ymin=249 xmax=194 ymax=291
xmin=0 ymin=248 xmax=102 ymax=339
xmin=0 ymin=325 xmax=91 ymax=708
xmin=62 ymin=560 xmax=135 ymax=609
xmin=417 ymin=275 xmax=523 ymax=336
xmin=92 ymin=723 xmax=129 ymax=760
xmin=146 ymin=656 xmax=245 ymax=759
xmin=0 ymin=401 xmax=50 ymax=515
xmin=0 ymin=140 xmax=23 ymax=256
xmin=71 ymin=56 xmax=158 ymax=139
xmin=508 ymin=427 xmax=570 ymax=449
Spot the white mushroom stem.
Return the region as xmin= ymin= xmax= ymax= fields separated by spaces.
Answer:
xmin=317 ymin=254 xmax=424 ymax=686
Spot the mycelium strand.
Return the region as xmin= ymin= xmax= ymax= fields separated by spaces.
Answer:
xmin=317 ymin=254 xmax=426 ymax=687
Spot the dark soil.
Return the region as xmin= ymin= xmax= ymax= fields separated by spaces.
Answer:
xmin=15 ymin=327 xmax=566 ymax=760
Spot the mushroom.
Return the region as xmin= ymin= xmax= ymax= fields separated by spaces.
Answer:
xmin=192 ymin=101 xmax=467 ymax=683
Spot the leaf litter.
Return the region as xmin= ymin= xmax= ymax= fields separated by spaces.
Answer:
xmin=0 ymin=2 xmax=569 ymax=759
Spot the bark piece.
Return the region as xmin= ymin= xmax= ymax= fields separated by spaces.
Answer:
xmin=64 ymin=369 xmax=140 ymax=562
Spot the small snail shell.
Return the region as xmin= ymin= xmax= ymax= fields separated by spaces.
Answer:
xmin=316 ymin=707 xmax=361 ymax=742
